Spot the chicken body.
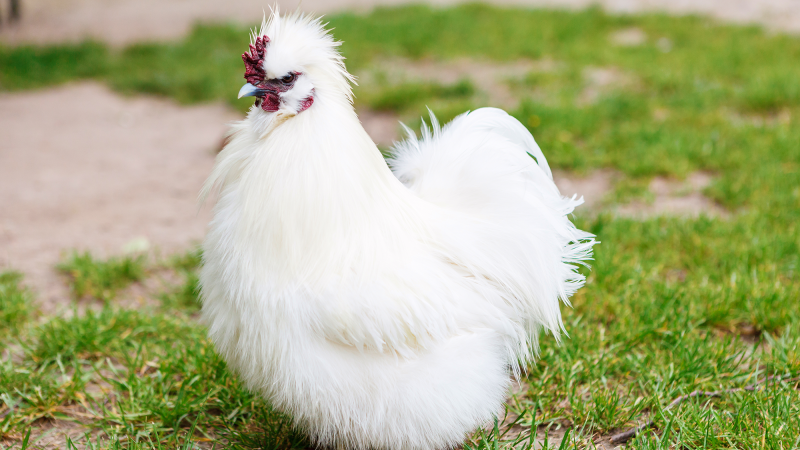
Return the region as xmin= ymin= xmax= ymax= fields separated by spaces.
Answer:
xmin=200 ymin=11 xmax=595 ymax=450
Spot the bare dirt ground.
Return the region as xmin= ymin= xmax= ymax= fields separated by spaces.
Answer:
xmin=0 ymin=83 xmax=237 ymax=312
xmin=0 ymin=0 xmax=770 ymax=308
xmin=614 ymin=171 xmax=729 ymax=218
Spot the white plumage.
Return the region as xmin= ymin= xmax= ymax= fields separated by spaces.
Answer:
xmin=200 ymin=9 xmax=596 ymax=450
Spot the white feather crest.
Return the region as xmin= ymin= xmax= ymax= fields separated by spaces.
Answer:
xmin=252 ymin=5 xmax=356 ymax=100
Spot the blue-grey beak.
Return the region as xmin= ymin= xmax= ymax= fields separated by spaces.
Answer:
xmin=238 ymin=83 xmax=259 ymax=99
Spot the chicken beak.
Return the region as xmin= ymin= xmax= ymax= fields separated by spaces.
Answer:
xmin=238 ymin=83 xmax=259 ymax=99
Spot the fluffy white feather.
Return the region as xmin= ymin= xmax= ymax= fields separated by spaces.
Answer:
xmin=200 ymin=8 xmax=596 ymax=450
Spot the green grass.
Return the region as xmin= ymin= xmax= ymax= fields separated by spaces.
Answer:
xmin=360 ymin=78 xmax=476 ymax=112
xmin=57 ymin=251 xmax=146 ymax=302
xmin=1 ymin=305 xmax=304 ymax=448
xmin=158 ymin=248 xmax=202 ymax=311
xmin=0 ymin=41 xmax=108 ymax=90
xmin=1 ymin=4 xmax=799 ymax=449
xmin=0 ymin=272 xmax=33 ymax=337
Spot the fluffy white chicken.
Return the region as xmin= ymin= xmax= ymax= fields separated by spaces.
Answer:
xmin=200 ymin=9 xmax=596 ymax=450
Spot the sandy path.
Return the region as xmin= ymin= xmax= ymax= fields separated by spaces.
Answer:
xmin=0 ymin=83 xmax=237 ymax=311
xmin=0 ymin=0 xmax=798 ymax=46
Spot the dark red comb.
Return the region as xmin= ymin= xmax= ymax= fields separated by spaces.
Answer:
xmin=242 ymin=35 xmax=270 ymax=84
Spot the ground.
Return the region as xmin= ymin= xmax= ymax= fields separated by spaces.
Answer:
xmin=1 ymin=2 xmax=799 ymax=449
xmin=0 ymin=84 xmax=235 ymax=313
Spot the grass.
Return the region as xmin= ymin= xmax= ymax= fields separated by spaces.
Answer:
xmin=158 ymin=249 xmax=202 ymax=311
xmin=359 ymin=77 xmax=476 ymax=113
xmin=0 ymin=272 xmax=33 ymax=338
xmin=1 ymin=4 xmax=799 ymax=449
xmin=57 ymin=252 xmax=146 ymax=302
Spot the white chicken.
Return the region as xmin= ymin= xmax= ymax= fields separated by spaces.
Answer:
xmin=199 ymin=8 xmax=596 ymax=450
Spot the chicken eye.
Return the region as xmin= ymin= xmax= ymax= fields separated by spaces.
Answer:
xmin=280 ymin=73 xmax=297 ymax=84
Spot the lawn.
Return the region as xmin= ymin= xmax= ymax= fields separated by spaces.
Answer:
xmin=1 ymin=4 xmax=799 ymax=448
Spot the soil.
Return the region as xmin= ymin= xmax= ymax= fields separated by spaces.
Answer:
xmin=553 ymin=170 xmax=614 ymax=210
xmin=0 ymin=82 xmax=237 ymax=312
xmin=614 ymin=171 xmax=729 ymax=218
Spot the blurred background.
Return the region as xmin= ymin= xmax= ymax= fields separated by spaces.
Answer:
xmin=1 ymin=0 xmax=799 ymax=448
